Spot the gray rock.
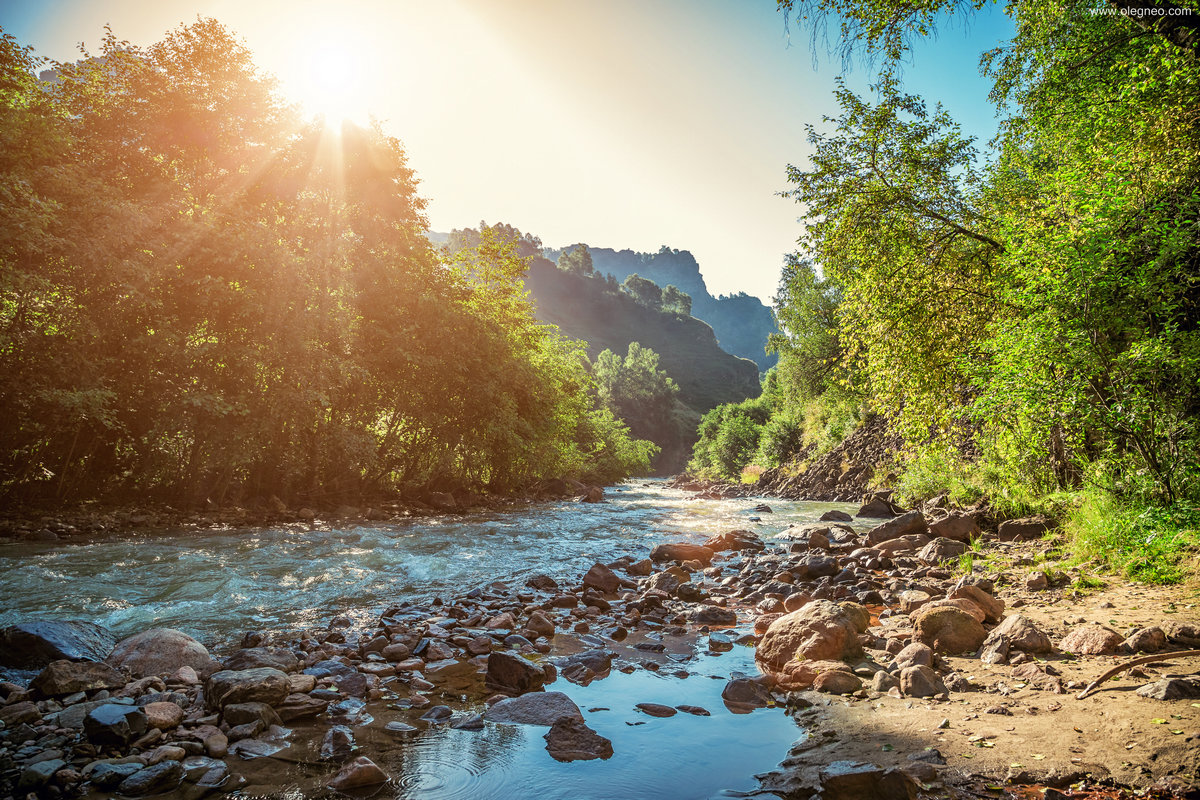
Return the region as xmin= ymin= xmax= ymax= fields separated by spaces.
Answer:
xmin=996 ymin=517 xmax=1051 ymax=541
xmin=1136 ymin=677 xmax=1200 ymax=700
xmin=543 ymin=718 xmax=613 ymax=761
xmin=0 ymin=620 xmax=116 ymax=667
xmin=987 ymin=614 xmax=1052 ymax=654
xmin=222 ymin=647 xmax=299 ymax=672
xmin=820 ymin=510 xmax=854 ymax=523
xmin=84 ymin=703 xmax=149 ymax=748
xmin=205 ymin=667 xmax=290 ymax=711
xmin=684 ymin=605 xmax=737 ymax=625
xmin=1122 ymin=626 xmax=1167 ymax=654
xmin=17 ymin=758 xmax=65 ymax=792
xmin=223 ymin=701 xmax=281 ymax=728
xmin=484 ymin=691 xmax=583 ymax=726
xmin=88 ymin=762 xmax=144 ymax=789
xmin=927 ymin=512 xmax=980 ymax=543
xmin=918 ymin=537 xmax=969 ymax=565
xmin=320 ymin=725 xmax=355 ymax=760
xmin=116 ymin=761 xmax=184 ymax=796
xmin=819 ymin=761 xmax=918 ymax=800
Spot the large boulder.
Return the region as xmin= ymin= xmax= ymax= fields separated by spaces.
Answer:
xmin=116 ymin=761 xmax=184 ymax=797
xmin=649 ymin=542 xmax=714 ymax=566
xmin=0 ymin=620 xmax=116 ymax=667
xmin=899 ymin=665 xmax=947 ymax=698
xmin=928 ymin=513 xmax=980 ymax=543
xmin=912 ymin=606 xmax=986 ymax=654
xmin=204 ymin=667 xmax=290 ymax=711
xmin=756 ymin=600 xmax=863 ymax=672
xmin=30 ymin=660 xmax=126 ymax=696
xmin=857 ymin=492 xmax=901 ymax=518
xmin=865 ymin=511 xmax=928 ymax=546
xmin=918 ymin=537 xmax=969 ymax=565
xmin=950 ymin=584 xmax=1003 ymax=624
xmin=1059 ymin=624 xmax=1123 ymax=655
xmin=484 ymin=651 xmax=545 ymax=695
xmin=873 ymin=534 xmax=931 ymax=556
xmin=582 ymin=562 xmax=621 ymax=594
xmin=989 ymin=614 xmax=1051 ymax=653
xmin=222 ymin=647 xmax=299 ymax=672
xmin=484 ymin=691 xmax=583 ymax=726
xmin=703 ymin=530 xmax=765 ymax=552
xmin=107 ymin=628 xmax=214 ymax=678
xmin=84 ymin=703 xmax=149 ymax=748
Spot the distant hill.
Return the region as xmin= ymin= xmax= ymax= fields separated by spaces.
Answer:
xmin=523 ymin=257 xmax=761 ymax=472
xmin=546 ymin=245 xmax=779 ymax=371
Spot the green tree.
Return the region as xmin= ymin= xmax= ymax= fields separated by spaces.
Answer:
xmin=621 ymin=273 xmax=663 ymax=309
xmin=557 ymin=243 xmax=594 ymax=276
xmin=661 ymin=284 xmax=692 ymax=316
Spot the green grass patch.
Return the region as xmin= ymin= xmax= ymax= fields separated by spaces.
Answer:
xmin=1064 ymin=492 xmax=1200 ymax=585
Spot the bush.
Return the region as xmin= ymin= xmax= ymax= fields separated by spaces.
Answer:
xmin=1064 ymin=492 xmax=1200 ymax=585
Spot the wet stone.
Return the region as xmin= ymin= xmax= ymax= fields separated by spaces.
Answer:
xmin=116 ymin=761 xmax=185 ymax=797
xmin=321 ymin=725 xmax=355 ymax=761
xmin=84 ymin=703 xmax=149 ymax=748
xmin=544 ymin=718 xmax=614 ymax=762
xmin=635 ymin=702 xmax=677 ymax=717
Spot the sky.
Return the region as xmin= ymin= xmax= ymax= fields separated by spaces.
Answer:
xmin=0 ymin=0 xmax=1014 ymax=302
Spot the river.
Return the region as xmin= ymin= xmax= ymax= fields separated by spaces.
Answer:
xmin=0 ymin=480 xmax=862 ymax=799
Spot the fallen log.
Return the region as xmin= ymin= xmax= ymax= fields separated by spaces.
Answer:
xmin=1075 ymin=649 xmax=1200 ymax=699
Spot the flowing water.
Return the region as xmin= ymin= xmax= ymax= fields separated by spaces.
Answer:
xmin=0 ymin=480 xmax=861 ymax=799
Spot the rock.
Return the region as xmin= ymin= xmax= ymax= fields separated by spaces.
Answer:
xmin=813 ymin=670 xmax=862 ymax=694
xmin=485 ymin=651 xmax=545 ymax=695
xmin=819 ymin=760 xmax=918 ymax=800
xmin=645 ymin=569 xmax=686 ymax=594
xmin=30 ymin=659 xmax=126 ymax=696
xmin=582 ymin=562 xmax=620 ymax=594
xmin=702 ymin=529 xmax=765 ymax=552
xmin=321 ymin=725 xmax=355 ymax=760
xmin=684 ymin=605 xmax=737 ymax=625
xmin=649 ymin=542 xmax=715 ymax=566
xmin=1163 ymin=621 xmax=1200 ymax=647
xmin=857 ymin=492 xmax=901 ymax=518
xmin=980 ymin=634 xmax=1010 ymax=665
xmin=839 ymin=601 xmax=871 ymax=633
xmin=927 ymin=512 xmax=980 ymax=543
xmin=0 ymin=699 xmax=41 ymax=726
xmin=116 ymin=761 xmax=184 ymax=796
xmin=526 ymin=611 xmax=556 ymax=639
xmin=899 ymin=665 xmax=946 ymax=698
xmin=1025 ymin=571 xmax=1049 ymax=591
xmin=988 ymin=614 xmax=1052 ymax=654
xmin=327 ymin=756 xmax=389 ymax=790
xmin=871 ymin=670 xmax=900 ymax=693
xmin=996 ymin=517 xmax=1051 ymax=541
xmin=543 ymin=718 xmax=613 ymax=761
xmin=923 ymin=597 xmax=987 ymax=624
xmin=626 ymin=558 xmax=653 ymax=577
xmin=1136 ymin=677 xmax=1200 ymax=700
xmin=223 ymin=647 xmax=299 ymax=672
xmin=951 ymin=584 xmax=1004 ymax=623
xmin=16 ymin=758 xmax=65 ymax=792
xmin=89 ymin=762 xmax=144 ymax=790
xmin=1122 ymin=626 xmax=1167 ymax=653
xmin=1059 ymin=624 xmax=1124 ymax=655
xmin=583 ymin=486 xmax=604 ymax=503
xmin=635 ymin=702 xmax=678 ymax=717
xmin=525 ymin=574 xmax=560 ymax=592
xmin=427 ymin=492 xmax=457 ymax=511
xmin=277 ymin=693 xmax=328 ymax=721
xmin=874 ymin=534 xmax=931 ymax=556
xmin=143 ymin=701 xmax=185 ymax=730
xmin=898 ymin=590 xmax=932 ymax=614
xmin=721 ymin=677 xmax=772 ymax=708
xmin=866 ymin=511 xmax=928 ymax=546
xmin=891 ymin=642 xmax=933 ymax=671
xmin=223 ymin=701 xmax=280 ymax=728
xmin=918 ymin=537 xmax=969 ymax=565
xmin=0 ymin=620 xmax=116 ymax=667
xmin=484 ymin=691 xmax=584 ymax=726
xmin=107 ymin=628 xmax=213 ymax=677
xmin=205 ymin=667 xmax=290 ymax=711
xmin=820 ymin=510 xmax=854 ymax=523
xmin=912 ymin=606 xmax=986 ymax=654
xmin=84 ymin=703 xmax=149 ymax=748
xmin=676 ymin=704 xmax=710 ymax=716
xmin=756 ymin=600 xmax=863 ymax=671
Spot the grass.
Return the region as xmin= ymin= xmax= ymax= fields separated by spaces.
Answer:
xmin=1064 ymin=491 xmax=1200 ymax=585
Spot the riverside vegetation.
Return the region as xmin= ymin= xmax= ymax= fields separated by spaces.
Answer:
xmin=687 ymin=0 xmax=1200 ymax=587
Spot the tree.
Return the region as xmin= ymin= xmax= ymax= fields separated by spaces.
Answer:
xmin=661 ymin=284 xmax=692 ymax=316
xmin=621 ymin=273 xmax=663 ymax=309
xmin=556 ymin=243 xmax=594 ymax=276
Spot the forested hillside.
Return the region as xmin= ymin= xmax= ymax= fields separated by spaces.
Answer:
xmin=0 ymin=22 xmax=656 ymax=508
xmin=547 ymin=245 xmax=780 ymax=371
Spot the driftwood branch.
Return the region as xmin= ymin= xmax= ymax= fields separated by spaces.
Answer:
xmin=1075 ymin=649 xmax=1200 ymax=699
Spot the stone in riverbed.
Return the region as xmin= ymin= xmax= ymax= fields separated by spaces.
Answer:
xmin=0 ymin=620 xmax=116 ymax=668
xmin=635 ymin=702 xmax=677 ymax=717
xmin=84 ymin=703 xmax=149 ymax=748
xmin=865 ymin=511 xmax=928 ymax=546
xmin=1059 ymin=623 xmax=1124 ymax=655
xmin=583 ymin=563 xmax=621 ymax=594
xmin=277 ymin=693 xmax=328 ymax=721
xmin=86 ymin=762 xmax=143 ymax=790
xmin=30 ymin=659 xmax=126 ymax=696
xmin=526 ymin=611 xmax=556 ymax=638
xmin=142 ymin=700 xmax=185 ymax=730
xmin=16 ymin=759 xmax=65 ymax=793
xmin=813 ymin=670 xmax=862 ymax=695
xmin=912 ymin=606 xmax=986 ymax=654
xmin=222 ymin=647 xmax=299 ymax=672
xmin=702 ymin=529 xmax=765 ymax=552
xmin=321 ymin=725 xmax=355 ymax=760
xmin=544 ymin=718 xmax=613 ymax=762
xmin=819 ymin=760 xmax=918 ymax=800
xmin=484 ymin=651 xmax=545 ymax=695
xmin=205 ymin=667 xmax=290 ymax=711
xmin=722 ymin=677 xmax=772 ymax=709
xmin=756 ymin=600 xmax=863 ymax=671
xmin=116 ymin=761 xmax=184 ymax=797
xmin=684 ymin=605 xmax=737 ymax=626
xmin=649 ymin=542 xmax=715 ymax=566
xmin=820 ymin=510 xmax=854 ymax=523
xmin=327 ymin=756 xmax=389 ymax=790
xmin=484 ymin=691 xmax=583 ymax=726
xmin=107 ymin=628 xmax=215 ymax=678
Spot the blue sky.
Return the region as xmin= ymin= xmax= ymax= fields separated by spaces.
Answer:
xmin=0 ymin=0 xmax=1015 ymax=302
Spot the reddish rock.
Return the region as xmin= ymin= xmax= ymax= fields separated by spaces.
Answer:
xmin=649 ymin=542 xmax=714 ymax=566
xmin=898 ymin=590 xmax=932 ymax=614
xmin=327 ymin=756 xmax=388 ymax=790
xmin=756 ymin=600 xmax=863 ymax=671
xmin=1122 ymin=626 xmax=1167 ymax=653
xmin=702 ymin=530 xmax=765 ymax=552
xmin=912 ymin=606 xmax=986 ymax=654
xmin=918 ymin=537 xmax=970 ymax=565
xmin=143 ymin=701 xmax=185 ymax=730
xmin=582 ymin=563 xmax=620 ymax=594
xmin=922 ymin=597 xmax=987 ymax=623
xmin=865 ymin=511 xmax=928 ymax=546
xmin=996 ymin=517 xmax=1051 ymax=541
xmin=30 ymin=660 xmax=125 ymax=696
xmin=107 ymin=629 xmax=214 ymax=678
xmin=543 ymin=718 xmax=613 ymax=761
xmin=951 ymin=584 xmax=1004 ymax=623
xmin=813 ymin=670 xmax=862 ymax=695
xmin=927 ymin=512 xmax=980 ymax=543
xmin=988 ymin=614 xmax=1052 ymax=654
xmin=783 ymin=592 xmax=813 ymax=613
xmin=899 ymin=665 xmax=946 ymax=698
xmin=1059 ymin=624 xmax=1124 ymax=655
xmin=873 ymin=534 xmax=931 ymax=557
xmin=485 ymin=651 xmax=545 ymax=695
xmin=890 ymin=642 xmax=933 ymax=671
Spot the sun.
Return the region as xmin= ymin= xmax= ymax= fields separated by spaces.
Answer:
xmin=287 ymin=38 xmax=374 ymax=126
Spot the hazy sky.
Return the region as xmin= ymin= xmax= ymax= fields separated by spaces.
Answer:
xmin=1 ymin=0 xmax=1013 ymax=302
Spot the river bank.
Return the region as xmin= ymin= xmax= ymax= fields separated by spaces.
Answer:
xmin=1 ymin=483 xmax=1198 ymax=798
